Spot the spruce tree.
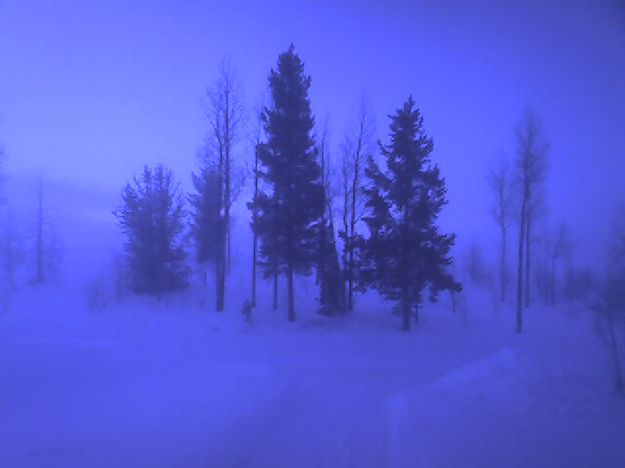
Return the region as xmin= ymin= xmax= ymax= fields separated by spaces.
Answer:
xmin=358 ymin=97 xmax=461 ymax=330
xmin=250 ymin=45 xmax=324 ymax=321
xmin=514 ymin=111 xmax=548 ymax=332
xmin=116 ymin=165 xmax=189 ymax=296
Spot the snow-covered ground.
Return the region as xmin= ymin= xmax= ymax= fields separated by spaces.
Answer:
xmin=1 ymin=281 xmax=624 ymax=467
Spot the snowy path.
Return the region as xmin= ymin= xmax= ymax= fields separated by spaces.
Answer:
xmin=1 ymin=294 xmax=625 ymax=467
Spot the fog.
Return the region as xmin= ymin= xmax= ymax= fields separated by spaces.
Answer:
xmin=1 ymin=1 xmax=625 ymax=467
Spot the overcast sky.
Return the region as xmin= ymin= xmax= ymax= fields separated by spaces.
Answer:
xmin=1 ymin=0 xmax=624 ymax=266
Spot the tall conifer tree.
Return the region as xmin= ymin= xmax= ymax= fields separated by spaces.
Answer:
xmin=250 ymin=45 xmax=324 ymax=321
xmin=359 ymin=97 xmax=461 ymax=330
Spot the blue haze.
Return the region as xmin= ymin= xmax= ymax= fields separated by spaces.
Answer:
xmin=0 ymin=0 xmax=624 ymax=265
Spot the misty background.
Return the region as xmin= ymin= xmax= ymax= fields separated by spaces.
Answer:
xmin=1 ymin=0 xmax=624 ymax=270
xmin=2 ymin=2 xmax=625 ymax=467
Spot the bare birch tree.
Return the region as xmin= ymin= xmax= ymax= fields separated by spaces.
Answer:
xmin=487 ymin=155 xmax=513 ymax=302
xmin=340 ymin=97 xmax=374 ymax=311
xmin=514 ymin=111 xmax=549 ymax=333
xmin=319 ymin=118 xmax=331 ymax=283
xmin=206 ymin=57 xmax=244 ymax=276
xmin=202 ymin=58 xmax=244 ymax=310
xmin=595 ymin=207 xmax=625 ymax=392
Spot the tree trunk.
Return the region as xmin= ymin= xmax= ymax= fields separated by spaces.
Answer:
xmin=226 ymin=218 xmax=231 ymax=274
xmin=287 ymin=264 xmax=295 ymax=321
xmin=318 ymin=216 xmax=326 ymax=287
xmin=347 ymin=235 xmax=354 ymax=312
xmin=348 ymin=147 xmax=360 ymax=312
xmin=501 ymin=224 xmax=507 ymax=303
xmin=516 ymin=204 xmax=526 ymax=333
xmin=550 ymin=255 xmax=556 ymax=306
xmin=318 ymin=137 xmax=326 ymax=287
xmin=607 ymin=307 xmax=624 ymax=392
xmin=342 ymin=179 xmax=349 ymax=307
xmin=525 ymin=218 xmax=531 ymax=308
xmin=251 ymin=145 xmax=259 ymax=309
xmin=251 ymin=234 xmax=257 ymax=308
xmin=216 ymin=200 xmax=226 ymax=312
xmin=216 ymin=249 xmax=225 ymax=312
xmin=272 ymin=268 xmax=278 ymax=311
xmin=216 ymin=140 xmax=225 ymax=312
xmin=224 ymin=89 xmax=232 ymax=276
xmin=318 ymin=191 xmax=325 ymax=288
xmin=347 ymin=256 xmax=354 ymax=310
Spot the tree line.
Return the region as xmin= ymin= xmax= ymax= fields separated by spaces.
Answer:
xmin=1 ymin=45 xmax=619 ymax=343
xmin=114 ymin=45 xmax=461 ymax=330
xmin=485 ymin=112 xmax=593 ymax=333
xmin=0 ymin=44 xmax=622 ymax=387
xmin=483 ymin=108 xmax=624 ymax=391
